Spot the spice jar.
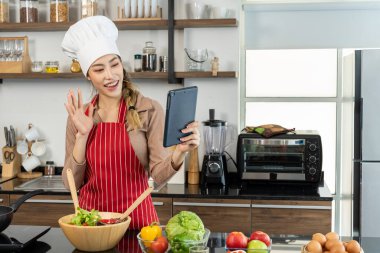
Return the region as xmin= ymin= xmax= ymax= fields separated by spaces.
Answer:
xmin=70 ymin=59 xmax=81 ymax=73
xmin=81 ymin=0 xmax=97 ymax=18
xmin=45 ymin=61 xmax=59 ymax=73
xmin=159 ymin=56 xmax=168 ymax=72
xmin=44 ymin=161 xmax=56 ymax=176
xmin=50 ymin=0 xmax=69 ymax=22
xmin=134 ymin=54 xmax=142 ymax=72
xmin=142 ymin=41 xmax=157 ymax=72
xmin=31 ymin=61 xmax=43 ymax=72
xmin=20 ymin=0 xmax=39 ymax=23
xmin=0 ymin=0 xmax=9 ymax=23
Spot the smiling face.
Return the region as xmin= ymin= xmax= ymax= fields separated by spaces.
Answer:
xmin=87 ymin=54 xmax=124 ymax=99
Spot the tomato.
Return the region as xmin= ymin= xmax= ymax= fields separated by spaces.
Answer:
xmin=226 ymin=231 xmax=248 ymax=249
xmin=140 ymin=222 xmax=162 ymax=241
xmin=150 ymin=236 xmax=168 ymax=253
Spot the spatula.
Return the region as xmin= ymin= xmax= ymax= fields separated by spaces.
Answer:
xmin=66 ymin=168 xmax=79 ymax=214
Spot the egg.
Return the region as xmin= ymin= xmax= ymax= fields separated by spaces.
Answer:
xmin=325 ymin=239 xmax=343 ymax=250
xmin=313 ymin=233 xmax=327 ymax=247
xmin=346 ymin=240 xmax=361 ymax=253
xmin=325 ymin=232 xmax=340 ymax=241
xmin=329 ymin=243 xmax=346 ymax=253
xmin=306 ymin=239 xmax=323 ymax=253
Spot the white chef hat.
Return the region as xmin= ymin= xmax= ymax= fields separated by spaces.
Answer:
xmin=61 ymin=16 xmax=120 ymax=76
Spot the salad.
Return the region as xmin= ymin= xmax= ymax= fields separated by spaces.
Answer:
xmin=70 ymin=207 xmax=101 ymax=226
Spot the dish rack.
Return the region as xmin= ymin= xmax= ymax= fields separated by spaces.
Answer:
xmin=0 ymin=36 xmax=32 ymax=73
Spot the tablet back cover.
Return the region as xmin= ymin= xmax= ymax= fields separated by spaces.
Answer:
xmin=163 ymin=86 xmax=198 ymax=147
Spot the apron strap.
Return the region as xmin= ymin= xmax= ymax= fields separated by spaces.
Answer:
xmin=85 ymin=95 xmax=99 ymax=116
xmin=118 ymin=97 xmax=127 ymax=124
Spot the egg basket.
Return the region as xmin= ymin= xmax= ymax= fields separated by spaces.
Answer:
xmin=301 ymin=244 xmax=364 ymax=253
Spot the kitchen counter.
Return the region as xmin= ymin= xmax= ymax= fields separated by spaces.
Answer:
xmin=1 ymin=225 xmax=378 ymax=253
xmin=0 ymin=176 xmax=333 ymax=201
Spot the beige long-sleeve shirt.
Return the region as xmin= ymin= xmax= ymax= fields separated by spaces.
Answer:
xmin=64 ymin=93 xmax=177 ymax=188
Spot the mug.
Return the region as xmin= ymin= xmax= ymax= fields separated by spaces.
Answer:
xmin=22 ymin=154 xmax=41 ymax=172
xmin=186 ymin=1 xmax=205 ymax=19
xmin=212 ymin=7 xmax=230 ymax=19
xmin=31 ymin=141 xmax=46 ymax=157
xmin=16 ymin=140 xmax=28 ymax=155
xmin=24 ymin=126 xmax=40 ymax=142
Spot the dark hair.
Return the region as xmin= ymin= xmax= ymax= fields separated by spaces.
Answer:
xmin=121 ymin=68 xmax=142 ymax=130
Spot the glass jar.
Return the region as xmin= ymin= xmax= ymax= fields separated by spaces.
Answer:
xmin=81 ymin=0 xmax=97 ymax=18
xmin=134 ymin=54 xmax=142 ymax=72
xmin=20 ymin=0 xmax=39 ymax=23
xmin=142 ymin=41 xmax=157 ymax=72
xmin=44 ymin=161 xmax=56 ymax=176
xmin=159 ymin=56 xmax=168 ymax=72
xmin=0 ymin=0 xmax=9 ymax=23
xmin=50 ymin=0 xmax=69 ymax=22
xmin=31 ymin=61 xmax=43 ymax=72
xmin=45 ymin=61 xmax=59 ymax=73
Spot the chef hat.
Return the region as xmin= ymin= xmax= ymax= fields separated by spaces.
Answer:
xmin=61 ymin=16 xmax=120 ymax=76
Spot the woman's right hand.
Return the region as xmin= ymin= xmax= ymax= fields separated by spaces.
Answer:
xmin=65 ymin=88 xmax=94 ymax=137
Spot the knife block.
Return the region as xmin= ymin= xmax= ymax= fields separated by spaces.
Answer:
xmin=1 ymin=146 xmax=21 ymax=178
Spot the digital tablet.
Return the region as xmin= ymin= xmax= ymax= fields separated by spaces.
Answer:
xmin=163 ymin=86 xmax=198 ymax=147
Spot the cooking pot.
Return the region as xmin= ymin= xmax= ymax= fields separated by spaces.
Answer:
xmin=0 ymin=189 xmax=44 ymax=232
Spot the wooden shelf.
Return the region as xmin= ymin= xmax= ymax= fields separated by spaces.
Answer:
xmin=0 ymin=72 xmax=82 ymax=79
xmin=0 ymin=19 xmax=237 ymax=32
xmin=175 ymin=71 xmax=238 ymax=78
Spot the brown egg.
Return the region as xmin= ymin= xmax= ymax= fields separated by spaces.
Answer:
xmin=325 ymin=232 xmax=340 ymax=241
xmin=329 ymin=243 xmax=346 ymax=253
xmin=346 ymin=240 xmax=361 ymax=253
xmin=306 ymin=240 xmax=323 ymax=253
xmin=325 ymin=239 xmax=343 ymax=250
xmin=313 ymin=233 xmax=327 ymax=247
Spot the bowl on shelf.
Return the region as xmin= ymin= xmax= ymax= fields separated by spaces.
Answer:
xmin=137 ymin=225 xmax=170 ymax=253
xmin=169 ymin=228 xmax=210 ymax=253
xmin=58 ymin=212 xmax=131 ymax=252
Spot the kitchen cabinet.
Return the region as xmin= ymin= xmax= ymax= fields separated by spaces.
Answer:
xmin=0 ymin=194 xmax=9 ymax=206
xmin=152 ymin=197 xmax=172 ymax=225
xmin=251 ymin=200 xmax=332 ymax=235
xmin=10 ymin=194 xmax=73 ymax=227
xmin=172 ymin=198 xmax=251 ymax=234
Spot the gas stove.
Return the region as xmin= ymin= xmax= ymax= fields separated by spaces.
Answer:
xmin=0 ymin=225 xmax=50 ymax=252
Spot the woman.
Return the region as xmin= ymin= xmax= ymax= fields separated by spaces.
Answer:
xmin=61 ymin=16 xmax=200 ymax=229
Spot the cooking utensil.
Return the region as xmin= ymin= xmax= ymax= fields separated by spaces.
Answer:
xmin=66 ymin=168 xmax=79 ymax=214
xmin=4 ymin=127 xmax=10 ymax=147
xmin=9 ymin=125 xmax=16 ymax=147
xmin=0 ymin=189 xmax=44 ymax=232
xmin=99 ymin=186 xmax=153 ymax=225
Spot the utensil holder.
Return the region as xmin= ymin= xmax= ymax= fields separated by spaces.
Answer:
xmin=0 ymin=36 xmax=32 ymax=73
xmin=2 ymin=146 xmax=21 ymax=178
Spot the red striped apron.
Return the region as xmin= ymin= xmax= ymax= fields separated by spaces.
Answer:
xmin=79 ymin=95 xmax=158 ymax=230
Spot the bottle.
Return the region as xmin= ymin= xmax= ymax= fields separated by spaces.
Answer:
xmin=70 ymin=59 xmax=81 ymax=73
xmin=142 ymin=41 xmax=157 ymax=72
xmin=0 ymin=0 xmax=10 ymax=23
xmin=20 ymin=0 xmax=39 ymax=23
xmin=134 ymin=54 xmax=142 ymax=72
xmin=45 ymin=161 xmax=56 ymax=176
xmin=81 ymin=0 xmax=97 ymax=18
xmin=50 ymin=0 xmax=69 ymax=22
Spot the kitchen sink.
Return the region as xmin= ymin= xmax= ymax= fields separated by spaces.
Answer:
xmin=15 ymin=175 xmax=68 ymax=192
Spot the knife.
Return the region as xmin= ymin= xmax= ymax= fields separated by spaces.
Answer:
xmin=4 ymin=127 xmax=10 ymax=147
xmin=9 ymin=125 xmax=16 ymax=147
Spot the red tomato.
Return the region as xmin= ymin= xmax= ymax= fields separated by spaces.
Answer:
xmin=226 ymin=231 xmax=248 ymax=249
xmin=249 ymin=231 xmax=271 ymax=246
xmin=150 ymin=236 xmax=168 ymax=253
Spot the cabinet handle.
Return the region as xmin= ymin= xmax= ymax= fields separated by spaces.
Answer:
xmin=153 ymin=202 xmax=164 ymax=206
xmin=173 ymin=202 xmax=251 ymax=208
xmin=23 ymin=199 xmax=73 ymax=204
xmin=251 ymin=204 xmax=331 ymax=210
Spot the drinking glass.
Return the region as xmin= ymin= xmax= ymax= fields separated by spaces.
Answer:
xmin=0 ymin=40 xmax=4 ymax=61
xmin=189 ymin=246 xmax=209 ymax=253
xmin=14 ymin=39 xmax=24 ymax=61
xmin=3 ymin=39 xmax=13 ymax=61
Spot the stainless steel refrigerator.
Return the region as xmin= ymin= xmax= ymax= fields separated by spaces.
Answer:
xmin=353 ymin=49 xmax=380 ymax=237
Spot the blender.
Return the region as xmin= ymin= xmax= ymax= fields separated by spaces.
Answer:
xmin=201 ymin=109 xmax=228 ymax=187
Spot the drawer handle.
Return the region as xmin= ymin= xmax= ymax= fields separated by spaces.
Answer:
xmin=173 ymin=202 xmax=251 ymax=208
xmin=23 ymin=199 xmax=73 ymax=204
xmin=153 ymin=202 xmax=164 ymax=206
xmin=251 ymin=204 xmax=331 ymax=210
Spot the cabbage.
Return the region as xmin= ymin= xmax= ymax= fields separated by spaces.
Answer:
xmin=166 ymin=211 xmax=206 ymax=252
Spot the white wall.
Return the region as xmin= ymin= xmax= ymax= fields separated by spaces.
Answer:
xmin=0 ymin=0 xmax=240 ymax=183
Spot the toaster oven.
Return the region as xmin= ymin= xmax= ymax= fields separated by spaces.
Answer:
xmin=237 ymin=130 xmax=323 ymax=185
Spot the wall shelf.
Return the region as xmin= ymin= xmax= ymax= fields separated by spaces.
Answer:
xmin=0 ymin=19 xmax=237 ymax=32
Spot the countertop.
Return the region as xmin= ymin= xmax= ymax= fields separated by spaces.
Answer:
xmin=2 ymin=225 xmax=379 ymax=253
xmin=0 ymin=176 xmax=333 ymax=201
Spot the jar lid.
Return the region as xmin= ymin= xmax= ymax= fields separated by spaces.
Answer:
xmin=134 ymin=54 xmax=142 ymax=59
xmin=46 ymin=161 xmax=55 ymax=165
xmin=45 ymin=61 xmax=59 ymax=65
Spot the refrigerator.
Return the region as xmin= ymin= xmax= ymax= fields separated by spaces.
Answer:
xmin=353 ymin=49 xmax=380 ymax=237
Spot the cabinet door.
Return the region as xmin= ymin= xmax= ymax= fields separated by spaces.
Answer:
xmin=10 ymin=194 xmax=73 ymax=227
xmin=251 ymin=200 xmax=332 ymax=235
xmin=152 ymin=197 xmax=172 ymax=225
xmin=173 ymin=198 xmax=251 ymax=234
xmin=0 ymin=194 xmax=9 ymax=206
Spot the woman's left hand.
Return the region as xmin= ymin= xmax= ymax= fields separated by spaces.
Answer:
xmin=176 ymin=121 xmax=200 ymax=153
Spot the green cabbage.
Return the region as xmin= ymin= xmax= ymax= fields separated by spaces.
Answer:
xmin=166 ymin=211 xmax=206 ymax=253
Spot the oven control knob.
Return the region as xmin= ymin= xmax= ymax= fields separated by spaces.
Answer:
xmin=208 ymin=162 xmax=220 ymax=173
xmin=309 ymin=155 xmax=317 ymax=163
xmin=309 ymin=167 xmax=317 ymax=175
xmin=309 ymin=143 xmax=317 ymax=151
